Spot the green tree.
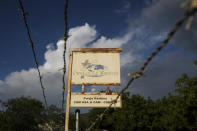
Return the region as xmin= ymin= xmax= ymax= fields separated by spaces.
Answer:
xmin=46 ymin=105 xmax=64 ymax=130
xmin=0 ymin=96 xmax=45 ymax=131
xmin=174 ymin=73 xmax=197 ymax=130
xmin=86 ymin=61 xmax=197 ymax=131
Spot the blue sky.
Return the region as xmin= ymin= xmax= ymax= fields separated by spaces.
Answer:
xmin=0 ymin=0 xmax=197 ymax=105
xmin=0 ymin=0 xmax=142 ymax=79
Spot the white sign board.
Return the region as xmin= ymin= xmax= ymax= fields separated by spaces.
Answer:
xmin=71 ymin=51 xmax=121 ymax=85
xmin=70 ymin=93 xmax=121 ymax=108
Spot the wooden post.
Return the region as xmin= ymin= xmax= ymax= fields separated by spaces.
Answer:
xmin=82 ymin=83 xmax=85 ymax=94
xmin=65 ymin=50 xmax=73 ymax=131
xmin=107 ymin=85 xmax=110 ymax=95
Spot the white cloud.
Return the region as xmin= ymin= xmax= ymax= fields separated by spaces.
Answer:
xmin=67 ymin=23 xmax=97 ymax=48
xmin=91 ymin=33 xmax=131 ymax=48
xmin=43 ymin=23 xmax=98 ymax=73
xmin=43 ymin=41 xmax=64 ymax=72
xmin=120 ymin=52 xmax=136 ymax=67
xmin=0 ymin=23 xmax=137 ymax=105
xmin=0 ymin=80 xmax=6 ymax=94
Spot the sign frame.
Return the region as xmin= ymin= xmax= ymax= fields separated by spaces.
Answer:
xmin=65 ymin=48 xmax=122 ymax=131
xmin=70 ymin=48 xmax=122 ymax=85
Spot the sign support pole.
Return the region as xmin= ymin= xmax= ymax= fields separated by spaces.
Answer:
xmin=75 ymin=109 xmax=80 ymax=131
xmin=65 ymin=51 xmax=73 ymax=131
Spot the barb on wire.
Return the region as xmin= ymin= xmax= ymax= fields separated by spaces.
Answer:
xmin=18 ymin=0 xmax=48 ymax=110
xmin=86 ymin=1 xmax=197 ymax=130
xmin=86 ymin=78 xmax=135 ymax=131
xmin=18 ymin=1 xmax=54 ymax=130
xmin=185 ymin=0 xmax=197 ymax=30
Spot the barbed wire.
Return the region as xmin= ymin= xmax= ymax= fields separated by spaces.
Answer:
xmin=17 ymin=0 xmax=56 ymax=130
xmin=62 ymin=0 xmax=69 ymax=113
xmin=86 ymin=1 xmax=197 ymax=130
xmin=61 ymin=0 xmax=69 ymax=130
xmin=18 ymin=0 xmax=49 ymax=110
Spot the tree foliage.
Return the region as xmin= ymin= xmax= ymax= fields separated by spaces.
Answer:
xmin=0 ymin=96 xmax=45 ymax=131
xmin=0 ymin=63 xmax=196 ymax=131
xmin=86 ymin=63 xmax=197 ymax=131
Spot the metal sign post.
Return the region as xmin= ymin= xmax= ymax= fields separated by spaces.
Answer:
xmin=65 ymin=51 xmax=73 ymax=131
xmin=75 ymin=109 xmax=80 ymax=131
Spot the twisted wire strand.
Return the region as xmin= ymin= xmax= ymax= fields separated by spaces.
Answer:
xmin=61 ymin=0 xmax=69 ymax=130
xmin=18 ymin=0 xmax=48 ymax=110
xmin=62 ymin=0 xmax=69 ymax=111
xmin=86 ymin=3 xmax=197 ymax=131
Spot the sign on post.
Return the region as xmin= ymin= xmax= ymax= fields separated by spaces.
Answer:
xmin=71 ymin=48 xmax=121 ymax=85
xmin=65 ymin=48 xmax=122 ymax=131
xmin=70 ymin=93 xmax=122 ymax=108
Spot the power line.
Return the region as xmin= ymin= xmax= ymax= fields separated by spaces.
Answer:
xmin=86 ymin=1 xmax=197 ymax=130
xmin=18 ymin=0 xmax=48 ymax=110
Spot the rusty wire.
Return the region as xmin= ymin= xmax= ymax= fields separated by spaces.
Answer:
xmin=61 ymin=0 xmax=69 ymax=130
xmin=18 ymin=0 xmax=48 ymax=110
xmin=86 ymin=2 xmax=197 ymax=131
xmin=62 ymin=0 xmax=69 ymax=113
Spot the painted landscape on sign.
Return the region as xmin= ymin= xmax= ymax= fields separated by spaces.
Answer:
xmin=81 ymin=59 xmax=107 ymax=78
xmin=71 ymin=52 xmax=120 ymax=85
